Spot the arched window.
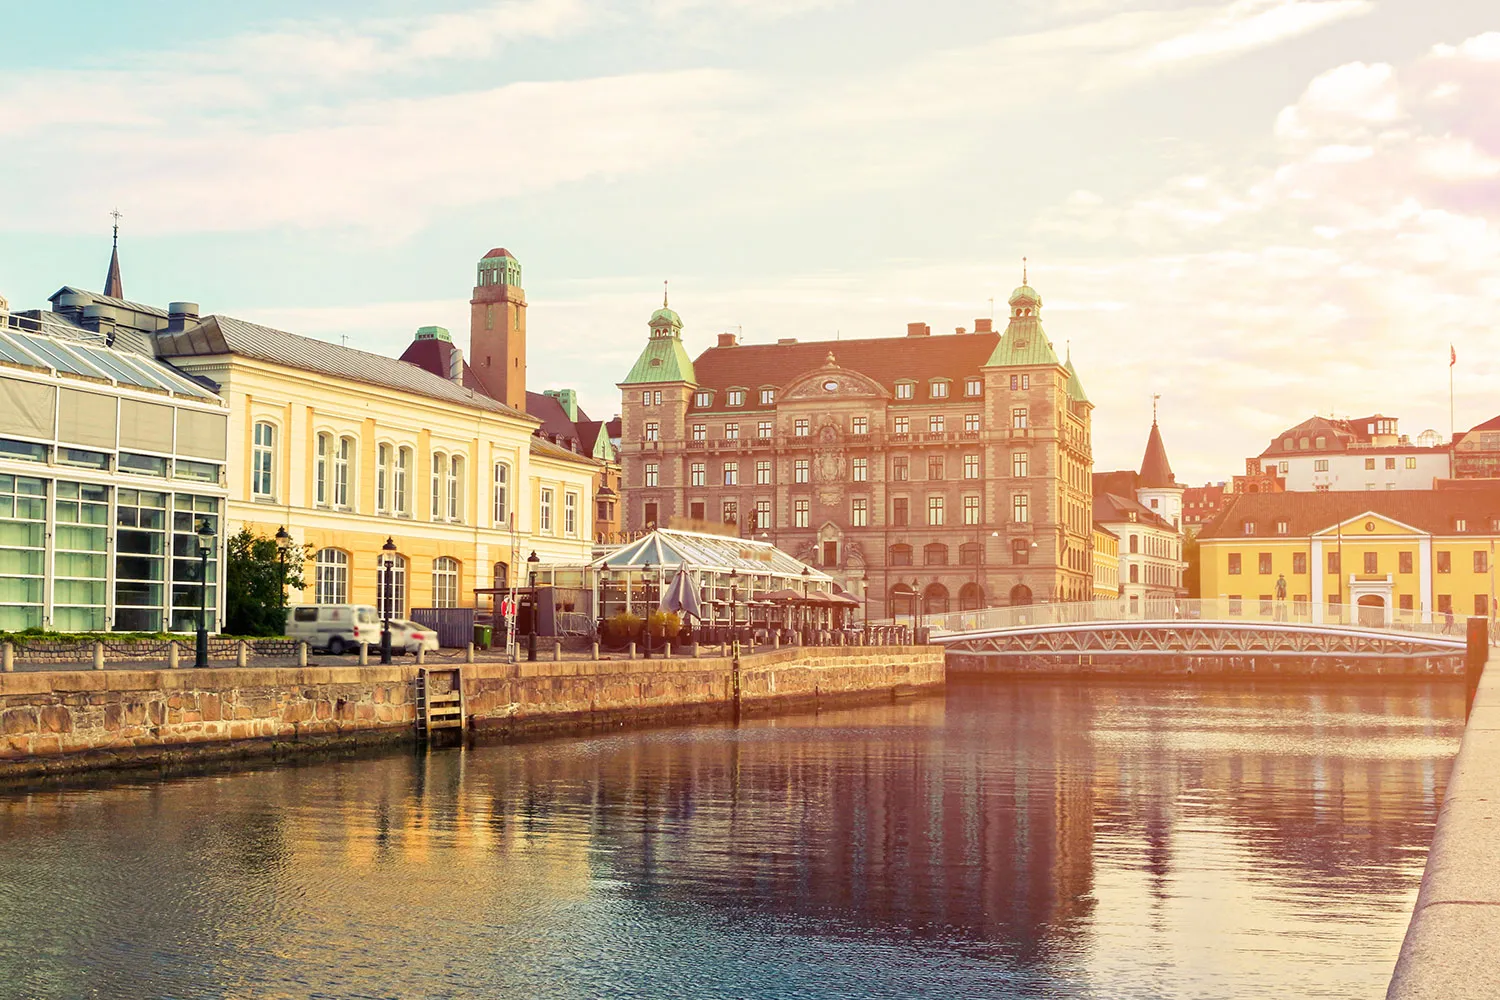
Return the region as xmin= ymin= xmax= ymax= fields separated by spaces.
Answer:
xmin=1011 ymin=538 xmax=1031 ymax=565
xmin=493 ymin=561 xmax=508 ymax=591
xmin=493 ymin=462 xmax=510 ymax=526
xmin=377 ymin=444 xmax=392 ymax=513
xmin=959 ymin=582 xmax=984 ymax=611
xmin=889 ymin=543 xmax=912 ymax=567
xmin=923 ymin=583 xmax=949 ymax=615
xmin=315 ymin=433 xmax=331 ymax=506
xmin=432 ymin=557 xmax=460 ymax=608
xmin=334 ymin=436 xmax=353 ymax=508
xmin=959 ymin=542 xmax=981 ymax=566
xmin=923 ymin=542 xmax=948 ymax=566
xmin=376 ymin=553 xmax=407 ymax=620
xmin=889 ymin=583 xmax=916 ymax=619
xmin=1009 ymin=583 xmax=1033 ymax=606
xmin=431 ymin=452 xmax=447 ymax=522
xmin=395 ymin=446 xmax=411 ymax=515
xmin=252 ymin=421 xmax=276 ymax=498
xmin=314 ymin=548 xmax=348 ymax=604
xmin=448 ymin=455 xmax=464 ymax=521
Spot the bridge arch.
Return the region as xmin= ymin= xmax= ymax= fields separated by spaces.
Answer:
xmin=1009 ymin=584 xmax=1033 ymax=606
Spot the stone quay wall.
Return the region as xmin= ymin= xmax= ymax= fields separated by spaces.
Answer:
xmin=0 ymin=646 xmax=944 ymax=778
xmin=1387 ymin=650 xmax=1500 ymax=1000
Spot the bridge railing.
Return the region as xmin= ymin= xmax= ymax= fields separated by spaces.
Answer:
xmin=923 ymin=598 xmax=1457 ymax=637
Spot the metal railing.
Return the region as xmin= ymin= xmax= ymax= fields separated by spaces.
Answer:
xmin=923 ymin=598 xmax=1461 ymax=638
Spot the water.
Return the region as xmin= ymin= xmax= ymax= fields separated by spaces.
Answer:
xmin=0 ymin=679 xmax=1462 ymax=1000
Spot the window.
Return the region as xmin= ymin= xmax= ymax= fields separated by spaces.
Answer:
xmin=493 ymin=463 xmax=510 ymax=526
xmin=890 ymin=543 xmax=912 ymax=566
xmin=1243 ymin=521 xmax=1255 ymax=535
xmin=929 ymin=415 xmax=945 ymax=434
xmin=376 ymin=553 xmax=407 ymax=620
xmin=794 ymin=499 xmax=809 ymax=527
xmin=1399 ymin=551 xmax=1413 ymax=574
xmin=1476 ymin=550 xmax=1489 ymax=574
xmin=1012 ymin=452 xmax=1029 ymax=477
xmin=1385 ymin=457 xmax=1396 ymax=470
xmin=641 ymin=390 xmax=652 ymax=407
xmin=964 ymin=495 xmax=980 ymax=525
xmin=645 ymin=422 xmax=659 ymax=442
xmin=430 ymin=452 xmax=446 ymax=521
xmin=540 ymin=488 xmax=554 ymax=532
xmin=722 ymin=500 xmax=737 ymax=524
xmin=894 ymin=416 xmax=910 ymax=436
xmin=645 ymin=463 xmax=659 ymax=488
xmin=1276 ymin=520 xmax=1288 ymax=535
xmin=1456 ymin=518 xmax=1468 ymax=532
xmin=1011 ymin=493 xmax=1029 ymax=523
xmin=755 ymin=500 xmax=771 ymax=529
xmin=723 ymin=462 xmax=739 ymax=486
xmin=1228 ymin=553 xmax=1242 ymax=575
xmin=315 ymin=433 xmax=330 ymax=505
xmin=852 ymin=498 xmax=868 ymax=527
xmin=728 ymin=389 xmax=746 ymax=406
xmin=965 ymin=378 xmax=981 ymax=397
xmin=927 ymin=455 xmax=944 ymax=481
xmin=448 ymin=456 xmax=463 ymax=521
xmin=689 ymin=501 xmax=704 ymax=520
xmin=928 ymin=496 xmax=945 ymax=526
xmin=853 ymin=457 xmax=867 ymax=482
xmin=794 ymin=459 xmax=809 ymax=483
xmin=724 ymin=423 xmax=739 ymax=441
xmin=1479 ymin=595 xmax=1491 ymax=617
xmin=1437 ymin=551 xmax=1451 ymax=573
xmin=1259 ymin=553 xmax=1273 ymax=574
xmin=1279 ymin=461 xmax=1289 ymax=473
xmin=964 ymin=455 xmax=979 ymax=479
xmin=756 ymin=460 xmax=772 ymax=485
xmin=694 ymin=391 xmax=711 ymax=407
xmin=1129 ymin=535 xmax=1139 ymax=554
xmin=432 ymin=557 xmax=459 ymax=608
xmin=1405 ymin=456 xmax=1417 ymax=469
xmin=176 ymin=460 xmax=217 ymax=484
xmin=1293 ymin=552 xmax=1307 ymax=574
xmin=895 ymin=382 xmax=914 ymax=400
xmin=1438 ymin=594 xmax=1452 ymax=614
xmin=930 ymin=380 xmax=948 ymax=398
xmin=1314 ymin=459 xmax=1329 ymax=472
xmin=690 ymin=462 xmax=706 ymax=487
xmin=395 ymin=447 xmax=411 ymax=516
xmin=1328 ymin=551 xmax=1341 ymax=573
xmin=852 ymin=416 xmax=868 ymax=435
xmin=892 ymin=497 xmax=909 ymax=526
xmin=1012 ymin=538 xmax=1031 ymax=565
xmin=692 ymin=424 xmax=706 ymax=441
xmin=960 ymin=543 xmax=981 ymax=567
xmin=1012 ymin=408 xmax=1028 ymax=429
xmin=794 ymin=419 xmax=809 ymax=437
xmin=892 ymin=456 xmax=908 ymax=481
xmin=1129 ymin=565 xmax=1139 ymax=584
xmin=964 ymin=414 xmax=980 ymax=433
xmin=924 ymin=543 xmax=948 ymax=566
xmin=758 ymin=421 xmax=773 ymax=440
xmin=1365 ymin=458 xmax=1376 ymax=470
xmin=315 ymin=548 xmax=348 ymax=604
xmin=760 ymin=388 xmax=775 ymax=405
xmin=377 ymin=444 xmax=391 ymax=513
xmin=120 ymin=453 xmax=168 ymax=477
xmin=565 ymin=492 xmax=579 ymax=536
xmin=1358 ymin=551 xmax=1377 ymax=574
xmin=252 ymin=422 xmax=276 ymax=498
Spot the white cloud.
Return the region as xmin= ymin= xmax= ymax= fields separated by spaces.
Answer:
xmin=1139 ymin=0 xmax=1371 ymax=66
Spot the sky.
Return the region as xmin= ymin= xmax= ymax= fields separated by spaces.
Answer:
xmin=1 ymin=0 xmax=1497 ymax=482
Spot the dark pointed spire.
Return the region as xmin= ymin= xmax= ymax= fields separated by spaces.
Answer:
xmin=1139 ymin=410 xmax=1176 ymax=488
xmin=104 ymin=209 xmax=123 ymax=299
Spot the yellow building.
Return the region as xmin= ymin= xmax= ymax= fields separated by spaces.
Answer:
xmin=156 ymin=313 xmax=597 ymax=615
xmin=1092 ymin=525 xmax=1119 ymax=601
xmin=1197 ymin=490 xmax=1500 ymax=625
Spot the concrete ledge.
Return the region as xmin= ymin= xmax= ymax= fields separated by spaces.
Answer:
xmin=1389 ymin=651 xmax=1500 ymax=998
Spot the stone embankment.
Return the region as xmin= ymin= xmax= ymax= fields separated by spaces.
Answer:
xmin=947 ymin=652 xmax=1464 ymax=678
xmin=0 ymin=646 xmax=943 ymax=779
xmin=1387 ymin=650 xmax=1500 ymax=999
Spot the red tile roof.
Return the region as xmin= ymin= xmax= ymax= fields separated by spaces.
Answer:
xmin=1093 ymin=491 xmax=1175 ymax=531
xmin=1196 ymin=487 xmax=1500 ymax=539
xmin=689 ymin=332 xmax=1001 ymax=412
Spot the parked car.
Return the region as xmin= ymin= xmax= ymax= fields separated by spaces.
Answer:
xmin=387 ymin=619 xmax=439 ymax=655
xmin=285 ymin=604 xmax=381 ymax=655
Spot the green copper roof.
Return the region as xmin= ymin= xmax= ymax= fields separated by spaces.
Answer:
xmin=984 ymin=316 xmax=1060 ymax=368
xmin=1064 ymin=357 xmax=1090 ymax=404
xmin=1009 ymin=284 xmax=1041 ymax=305
xmin=414 ymin=325 xmax=452 ymax=342
xmin=651 ymin=307 xmax=682 ymax=328
xmin=622 ymin=336 xmax=696 ymax=384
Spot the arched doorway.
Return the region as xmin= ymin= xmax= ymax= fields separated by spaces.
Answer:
xmin=923 ymin=583 xmax=950 ymax=616
xmin=1357 ymin=594 xmax=1385 ymax=628
xmin=889 ymin=584 xmax=916 ymax=622
xmin=959 ymin=582 xmax=984 ymax=611
xmin=1009 ymin=583 xmax=1033 ymax=606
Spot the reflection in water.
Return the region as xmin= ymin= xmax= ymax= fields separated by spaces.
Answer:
xmin=0 ymin=680 xmax=1460 ymax=999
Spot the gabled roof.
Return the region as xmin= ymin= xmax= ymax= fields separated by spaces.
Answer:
xmin=1139 ymin=421 xmax=1176 ymax=488
xmin=1196 ymin=488 xmax=1500 ymax=539
xmin=1463 ymin=415 xmax=1500 ymax=435
xmin=1093 ymin=491 xmax=1175 ymax=531
xmin=530 ymin=435 xmax=599 ymax=467
xmin=1093 ymin=469 xmax=1139 ymax=499
xmin=157 ymin=315 xmax=529 ymax=418
xmin=1064 ymin=356 xmax=1090 ymax=404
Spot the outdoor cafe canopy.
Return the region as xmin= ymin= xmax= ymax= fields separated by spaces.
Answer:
xmin=591 ymin=529 xmax=834 ymax=585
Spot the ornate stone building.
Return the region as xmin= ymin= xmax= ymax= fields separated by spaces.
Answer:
xmin=618 ymin=282 xmax=1094 ymax=618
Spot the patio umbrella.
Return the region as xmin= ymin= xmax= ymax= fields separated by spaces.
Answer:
xmin=660 ymin=561 xmax=704 ymax=622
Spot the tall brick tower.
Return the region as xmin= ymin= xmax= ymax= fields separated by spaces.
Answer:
xmin=469 ymin=248 xmax=527 ymax=412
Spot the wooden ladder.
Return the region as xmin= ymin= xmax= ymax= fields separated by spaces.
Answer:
xmin=416 ymin=667 xmax=465 ymax=741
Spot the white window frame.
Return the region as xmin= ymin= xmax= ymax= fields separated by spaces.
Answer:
xmin=432 ymin=557 xmax=459 ymax=608
xmin=252 ymin=421 xmax=276 ymax=499
xmin=493 ymin=462 xmax=510 ymax=526
xmin=540 ymin=487 xmax=554 ymax=533
xmin=564 ymin=492 xmax=579 ymax=536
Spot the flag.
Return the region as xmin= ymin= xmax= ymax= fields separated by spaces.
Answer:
xmin=1451 ymin=345 xmax=1457 ymax=367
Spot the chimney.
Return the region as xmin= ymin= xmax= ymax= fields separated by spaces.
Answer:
xmin=906 ymin=322 xmax=931 ymax=337
xmin=974 ymin=318 xmax=993 ymax=333
xmin=448 ymin=345 xmax=465 ymax=384
xmin=777 ymin=338 xmax=798 ymax=345
xmin=82 ymin=303 xmax=117 ymax=339
xmin=955 ymin=326 xmax=966 ymax=335
xmin=167 ymin=301 xmax=200 ymax=333
xmin=717 ymin=332 xmax=738 ymax=347
xmin=544 ymin=388 xmax=579 ymax=420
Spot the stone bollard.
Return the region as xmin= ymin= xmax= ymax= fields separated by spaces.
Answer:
xmin=628 ymin=641 xmax=637 ymax=661
xmin=553 ymin=638 xmax=562 ymax=662
xmin=592 ymin=641 xmax=600 ymax=661
xmin=358 ymin=642 xmax=369 ymax=665
xmin=415 ymin=647 xmax=425 ymax=665
xmin=167 ymin=641 xmax=179 ymax=669
xmin=297 ymin=641 xmax=308 ymax=667
xmin=237 ymin=640 xmax=249 ymax=668
xmin=93 ymin=640 xmax=105 ymax=670
xmin=773 ymin=633 xmax=780 ymax=650
xmin=690 ymin=642 xmax=698 ymax=659
xmin=2 ymin=641 xmax=13 ymax=672
xmin=465 ymin=643 xmax=475 ymax=664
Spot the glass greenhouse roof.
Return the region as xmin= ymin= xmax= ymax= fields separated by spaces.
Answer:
xmin=592 ymin=529 xmax=833 ymax=581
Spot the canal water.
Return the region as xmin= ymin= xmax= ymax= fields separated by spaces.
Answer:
xmin=0 ymin=679 xmax=1462 ymax=1000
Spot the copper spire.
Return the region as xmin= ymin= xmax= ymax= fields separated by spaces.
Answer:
xmin=104 ymin=209 xmax=123 ymax=299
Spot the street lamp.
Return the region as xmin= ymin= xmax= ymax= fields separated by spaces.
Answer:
xmin=642 ymin=559 xmax=655 ymax=659
xmin=801 ymin=566 xmax=811 ymax=645
xmin=527 ymin=550 xmax=540 ymax=661
xmin=194 ymin=519 xmax=215 ymax=668
xmin=275 ymin=525 xmax=293 ymax=602
xmin=379 ymin=536 xmax=397 ymax=665
xmin=729 ymin=568 xmax=739 ymax=643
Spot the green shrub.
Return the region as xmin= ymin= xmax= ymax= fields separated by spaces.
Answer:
xmin=648 ymin=610 xmax=681 ymax=639
xmin=605 ymin=612 xmax=644 ymax=644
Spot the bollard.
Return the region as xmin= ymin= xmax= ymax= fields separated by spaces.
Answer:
xmin=628 ymin=641 xmax=637 ymax=661
xmin=93 ymin=640 xmax=105 ymax=671
xmin=358 ymin=642 xmax=369 ymax=665
xmin=167 ymin=641 xmax=179 ymax=669
xmin=1466 ymin=616 xmax=1489 ymax=717
xmin=415 ymin=647 xmax=425 ymax=665
xmin=553 ymin=638 xmax=561 ymax=662
xmin=773 ymin=633 xmax=780 ymax=650
xmin=237 ymin=640 xmax=248 ymax=668
xmin=592 ymin=641 xmax=600 ymax=661
xmin=690 ymin=642 xmax=698 ymax=659
xmin=465 ymin=642 xmax=475 ymax=664
xmin=2 ymin=641 xmax=13 ymax=672
xmin=297 ymin=641 xmax=308 ymax=667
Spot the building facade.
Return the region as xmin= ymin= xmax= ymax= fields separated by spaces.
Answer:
xmin=1255 ymin=415 xmax=1449 ymax=491
xmin=1198 ymin=489 xmax=1500 ymax=624
xmin=1092 ymin=525 xmax=1119 ymax=601
xmin=1091 ymin=419 xmax=1187 ymax=612
xmin=618 ymin=282 xmax=1095 ymax=617
xmin=1453 ymin=415 xmax=1500 ymax=480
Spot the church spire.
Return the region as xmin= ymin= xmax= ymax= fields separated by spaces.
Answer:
xmin=104 ymin=209 xmax=123 ymax=299
xmin=1139 ymin=408 xmax=1176 ymax=488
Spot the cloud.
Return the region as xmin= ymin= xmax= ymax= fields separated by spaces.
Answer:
xmin=1139 ymin=0 xmax=1371 ymax=67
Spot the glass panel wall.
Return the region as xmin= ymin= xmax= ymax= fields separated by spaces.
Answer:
xmin=169 ymin=494 xmax=220 ymax=632
xmin=0 ymin=475 xmax=45 ymax=629
xmin=52 ymin=481 xmax=108 ymax=631
xmin=114 ymin=488 xmax=168 ymax=632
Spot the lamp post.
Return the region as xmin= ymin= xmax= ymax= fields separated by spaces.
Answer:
xmin=642 ymin=560 xmax=654 ymax=660
xmin=379 ymin=536 xmax=396 ymax=665
xmin=527 ymin=550 xmax=540 ymax=661
xmin=597 ymin=561 xmax=609 ymax=641
xmin=194 ymin=519 xmax=214 ymax=668
xmin=275 ymin=525 xmax=293 ymax=610
xmin=800 ymin=566 xmax=811 ymax=646
xmin=729 ymin=568 xmax=739 ymax=645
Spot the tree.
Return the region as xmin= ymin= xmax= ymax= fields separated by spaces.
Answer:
xmin=225 ymin=528 xmax=308 ymax=636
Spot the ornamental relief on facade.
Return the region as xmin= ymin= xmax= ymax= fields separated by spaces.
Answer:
xmin=781 ymin=365 xmax=886 ymax=400
xmin=813 ymin=420 xmax=846 ymax=506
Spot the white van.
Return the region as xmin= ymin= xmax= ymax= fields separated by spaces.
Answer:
xmin=285 ymin=604 xmax=381 ymax=654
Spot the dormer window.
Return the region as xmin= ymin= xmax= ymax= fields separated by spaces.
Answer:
xmin=1456 ymin=518 xmax=1468 ymax=532
xmin=929 ymin=380 xmax=949 ymax=399
xmin=895 ymin=381 xmax=914 ymax=400
xmin=759 ymin=388 xmax=776 ymax=405
xmin=694 ymin=391 xmax=711 ymax=407
xmin=1243 ymin=521 xmax=1255 ymax=535
xmin=727 ymin=389 xmax=746 ymax=407
xmin=965 ymin=378 xmax=982 ymax=397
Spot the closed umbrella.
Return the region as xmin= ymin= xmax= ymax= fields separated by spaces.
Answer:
xmin=660 ymin=561 xmax=704 ymax=622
